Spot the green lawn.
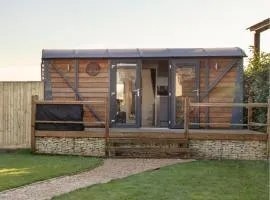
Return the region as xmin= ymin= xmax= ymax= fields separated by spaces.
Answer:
xmin=0 ymin=150 xmax=103 ymax=191
xmin=54 ymin=160 xmax=269 ymax=200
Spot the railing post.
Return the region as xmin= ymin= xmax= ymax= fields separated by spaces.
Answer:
xmin=248 ymin=96 xmax=253 ymax=130
xmin=267 ymin=98 xmax=270 ymax=158
xmin=104 ymin=97 xmax=109 ymax=157
xmin=31 ymin=95 xmax=38 ymax=153
xmin=184 ymin=97 xmax=189 ymax=139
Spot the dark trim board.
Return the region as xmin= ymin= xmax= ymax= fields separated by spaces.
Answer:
xmin=204 ymin=59 xmax=209 ymax=127
xmin=74 ymin=59 xmax=79 ymax=100
xmin=231 ymin=59 xmax=244 ymax=128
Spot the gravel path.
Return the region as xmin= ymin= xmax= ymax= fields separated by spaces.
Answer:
xmin=0 ymin=159 xmax=193 ymax=200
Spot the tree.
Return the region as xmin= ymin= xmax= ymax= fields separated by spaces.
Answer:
xmin=244 ymin=50 xmax=270 ymax=127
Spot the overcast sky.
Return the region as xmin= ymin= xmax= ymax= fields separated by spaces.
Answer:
xmin=0 ymin=0 xmax=269 ymax=81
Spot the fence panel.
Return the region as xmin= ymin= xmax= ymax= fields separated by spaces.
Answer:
xmin=0 ymin=82 xmax=44 ymax=148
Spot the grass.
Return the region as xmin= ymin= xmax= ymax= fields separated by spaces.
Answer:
xmin=0 ymin=149 xmax=103 ymax=191
xmin=54 ymin=160 xmax=269 ymax=200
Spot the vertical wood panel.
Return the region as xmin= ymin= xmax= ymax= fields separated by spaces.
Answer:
xmin=200 ymin=58 xmax=237 ymax=128
xmin=2 ymin=82 xmax=8 ymax=146
xmin=0 ymin=81 xmax=44 ymax=148
xmin=0 ymin=83 xmax=4 ymax=145
xmin=25 ymin=83 xmax=32 ymax=146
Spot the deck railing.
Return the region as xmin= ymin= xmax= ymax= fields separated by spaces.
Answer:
xmin=31 ymin=95 xmax=270 ymax=157
xmin=31 ymin=95 xmax=109 ymax=152
xmin=184 ymin=99 xmax=269 ymax=134
xmin=183 ymin=97 xmax=270 ymax=157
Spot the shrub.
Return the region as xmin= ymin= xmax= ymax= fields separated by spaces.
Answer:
xmin=244 ymin=50 xmax=270 ymax=130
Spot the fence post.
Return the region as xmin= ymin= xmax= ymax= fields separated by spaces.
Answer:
xmin=247 ymin=96 xmax=253 ymax=130
xmin=31 ymin=95 xmax=38 ymax=153
xmin=267 ymin=98 xmax=270 ymax=158
xmin=104 ymin=97 xmax=109 ymax=157
xmin=184 ymin=97 xmax=189 ymax=139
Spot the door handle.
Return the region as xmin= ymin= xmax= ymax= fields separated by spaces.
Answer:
xmin=192 ymin=89 xmax=199 ymax=96
xmin=111 ymin=92 xmax=116 ymax=96
xmin=133 ymin=89 xmax=141 ymax=97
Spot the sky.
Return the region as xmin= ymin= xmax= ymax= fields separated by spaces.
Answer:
xmin=0 ymin=0 xmax=269 ymax=81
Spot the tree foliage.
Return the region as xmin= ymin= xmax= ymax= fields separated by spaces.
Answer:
xmin=244 ymin=50 xmax=270 ymax=126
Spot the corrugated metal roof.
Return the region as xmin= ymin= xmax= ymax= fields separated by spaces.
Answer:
xmin=42 ymin=47 xmax=246 ymax=59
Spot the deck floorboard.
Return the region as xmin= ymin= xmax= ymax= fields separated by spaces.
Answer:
xmin=35 ymin=128 xmax=266 ymax=141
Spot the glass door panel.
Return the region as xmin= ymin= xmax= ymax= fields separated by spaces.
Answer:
xmin=170 ymin=60 xmax=199 ymax=128
xmin=110 ymin=60 xmax=141 ymax=127
xmin=116 ymin=67 xmax=136 ymax=124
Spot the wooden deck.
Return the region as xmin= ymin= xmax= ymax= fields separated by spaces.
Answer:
xmin=34 ymin=128 xmax=267 ymax=158
xmin=32 ymin=98 xmax=270 ymax=158
xmin=35 ymin=128 xmax=267 ymax=141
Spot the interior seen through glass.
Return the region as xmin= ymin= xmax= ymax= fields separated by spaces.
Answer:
xmin=175 ymin=66 xmax=196 ymax=125
xmin=115 ymin=67 xmax=136 ymax=124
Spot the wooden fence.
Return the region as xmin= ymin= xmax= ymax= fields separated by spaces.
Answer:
xmin=0 ymin=82 xmax=44 ymax=148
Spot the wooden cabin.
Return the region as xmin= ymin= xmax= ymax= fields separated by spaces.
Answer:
xmin=41 ymin=48 xmax=246 ymax=129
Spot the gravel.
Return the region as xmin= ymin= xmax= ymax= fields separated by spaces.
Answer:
xmin=0 ymin=159 xmax=193 ymax=200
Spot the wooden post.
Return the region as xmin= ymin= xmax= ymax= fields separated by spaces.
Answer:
xmin=31 ymin=95 xmax=38 ymax=152
xmin=104 ymin=97 xmax=109 ymax=156
xmin=187 ymin=98 xmax=190 ymax=139
xmin=267 ymin=98 xmax=270 ymax=158
xmin=248 ymin=96 xmax=253 ymax=130
xmin=184 ymin=97 xmax=189 ymax=139
xmin=254 ymin=32 xmax=260 ymax=54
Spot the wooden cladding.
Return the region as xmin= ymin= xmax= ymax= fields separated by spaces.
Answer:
xmin=199 ymin=58 xmax=239 ymax=128
xmin=46 ymin=57 xmax=241 ymax=128
xmin=48 ymin=59 xmax=109 ymax=124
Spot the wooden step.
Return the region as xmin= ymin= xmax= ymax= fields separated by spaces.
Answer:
xmin=107 ymin=147 xmax=190 ymax=158
xmin=108 ymin=138 xmax=188 ymax=147
xmin=107 ymin=132 xmax=185 ymax=138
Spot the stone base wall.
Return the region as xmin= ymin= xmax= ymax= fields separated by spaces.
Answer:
xmin=35 ymin=137 xmax=267 ymax=160
xmin=189 ymin=140 xmax=267 ymax=160
xmin=35 ymin=137 xmax=105 ymax=157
